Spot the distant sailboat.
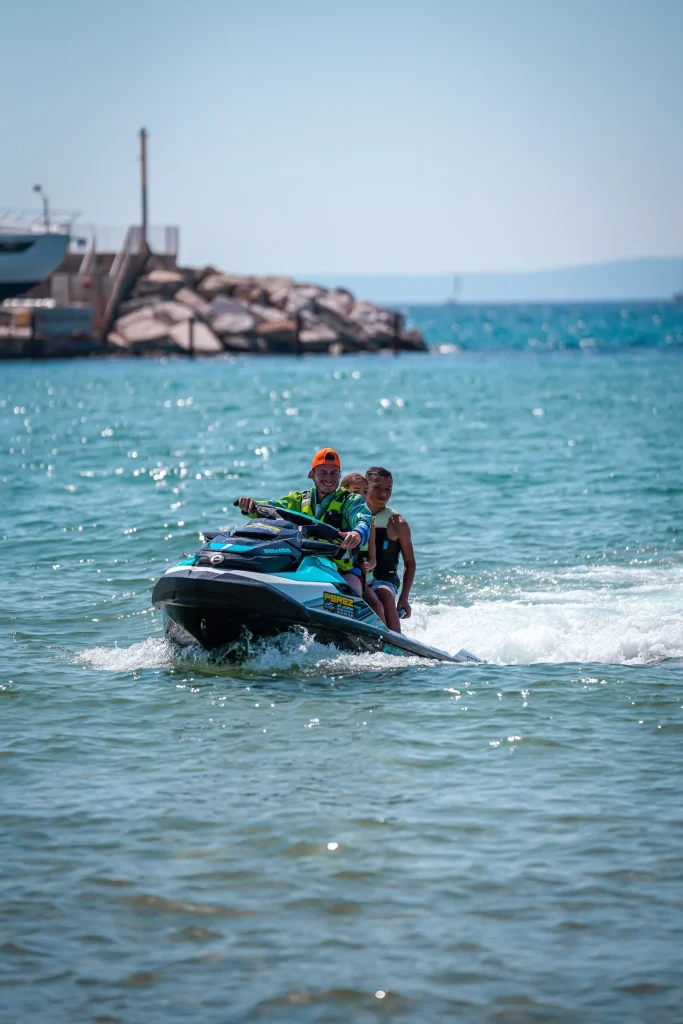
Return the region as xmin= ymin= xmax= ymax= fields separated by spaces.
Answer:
xmin=446 ymin=274 xmax=462 ymax=305
xmin=673 ymin=258 xmax=683 ymax=302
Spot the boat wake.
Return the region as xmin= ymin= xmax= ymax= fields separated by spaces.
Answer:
xmin=74 ymin=564 xmax=683 ymax=673
xmin=73 ymin=630 xmax=427 ymax=676
xmin=410 ymin=564 xmax=683 ymax=666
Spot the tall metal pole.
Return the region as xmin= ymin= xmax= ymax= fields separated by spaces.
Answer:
xmin=140 ymin=128 xmax=148 ymax=251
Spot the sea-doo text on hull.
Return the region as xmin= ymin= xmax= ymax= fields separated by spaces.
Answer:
xmin=152 ymin=505 xmax=482 ymax=664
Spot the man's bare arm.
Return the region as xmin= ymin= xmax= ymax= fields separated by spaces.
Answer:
xmin=364 ymin=523 xmax=377 ymax=574
xmin=394 ymin=516 xmax=416 ymax=618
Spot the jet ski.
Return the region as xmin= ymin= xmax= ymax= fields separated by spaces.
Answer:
xmin=152 ymin=503 xmax=482 ymax=664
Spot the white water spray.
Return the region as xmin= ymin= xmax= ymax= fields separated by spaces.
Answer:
xmin=74 ymin=564 xmax=683 ymax=673
xmin=407 ymin=564 xmax=683 ymax=666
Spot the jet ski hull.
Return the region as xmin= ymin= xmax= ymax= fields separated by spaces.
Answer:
xmin=152 ymin=567 xmax=481 ymax=664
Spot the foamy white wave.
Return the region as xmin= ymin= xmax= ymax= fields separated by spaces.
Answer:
xmin=237 ymin=630 xmax=425 ymax=675
xmin=74 ymin=564 xmax=683 ymax=672
xmin=73 ymin=629 xmax=417 ymax=676
xmin=554 ymin=563 xmax=683 ymax=587
xmin=74 ymin=637 xmax=173 ymax=672
xmin=407 ymin=564 xmax=683 ymax=666
xmin=467 ymin=563 xmax=683 ymax=600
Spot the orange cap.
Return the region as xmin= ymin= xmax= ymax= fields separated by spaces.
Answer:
xmin=311 ymin=447 xmax=341 ymax=470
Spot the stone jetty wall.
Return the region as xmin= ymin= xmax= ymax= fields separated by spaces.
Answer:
xmin=107 ymin=258 xmax=427 ymax=356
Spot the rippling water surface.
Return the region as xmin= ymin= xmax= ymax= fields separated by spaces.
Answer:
xmin=2 ymin=306 xmax=683 ymax=1022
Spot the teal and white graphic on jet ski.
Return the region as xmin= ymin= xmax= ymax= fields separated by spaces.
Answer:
xmin=152 ymin=504 xmax=482 ymax=664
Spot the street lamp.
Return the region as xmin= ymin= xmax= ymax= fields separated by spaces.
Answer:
xmin=32 ymin=184 xmax=50 ymax=229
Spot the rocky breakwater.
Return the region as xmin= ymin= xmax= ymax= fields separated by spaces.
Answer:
xmin=107 ymin=260 xmax=427 ymax=356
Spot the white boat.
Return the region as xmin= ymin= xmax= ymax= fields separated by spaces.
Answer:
xmin=0 ymin=210 xmax=72 ymax=301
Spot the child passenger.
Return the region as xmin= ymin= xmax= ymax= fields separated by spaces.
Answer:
xmin=340 ymin=472 xmax=386 ymax=625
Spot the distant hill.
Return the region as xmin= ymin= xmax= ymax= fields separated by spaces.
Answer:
xmin=311 ymin=258 xmax=683 ymax=305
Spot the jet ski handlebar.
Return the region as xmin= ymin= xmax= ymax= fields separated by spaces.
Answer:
xmin=234 ymin=500 xmax=342 ymax=542
xmin=250 ymin=504 xmax=344 ymax=555
xmin=299 ymin=538 xmax=344 ymax=557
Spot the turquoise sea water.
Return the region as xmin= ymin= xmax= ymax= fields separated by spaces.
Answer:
xmin=406 ymin=300 xmax=683 ymax=352
xmin=2 ymin=304 xmax=683 ymax=1022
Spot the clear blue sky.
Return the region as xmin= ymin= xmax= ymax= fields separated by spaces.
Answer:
xmin=3 ymin=0 xmax=682 ymax=276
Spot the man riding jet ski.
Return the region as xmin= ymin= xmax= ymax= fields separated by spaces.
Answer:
xmin=237 ymin=448 xmax=372 ymax=596
xmin=151 ymin=447 xmax=482 ymax=664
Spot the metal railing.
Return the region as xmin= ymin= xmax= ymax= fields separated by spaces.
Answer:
xmin=100 ymin=226 xmax=153 ymax=338
xmin=0 ymin=208 xmax=79 ymax=234
xmin=67 ymin=224 xmax=179 ymax=257
xmin=108 ymin=226 xmax=141 ymax=282
xmin=1 ymin=213 xmax=179 ymax=259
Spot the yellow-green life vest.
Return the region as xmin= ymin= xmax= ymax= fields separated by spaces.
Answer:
xmin=301 ymin=488 xmax=353 ymax=571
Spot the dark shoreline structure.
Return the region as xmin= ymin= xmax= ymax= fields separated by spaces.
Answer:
xmin=0 ymin=255 xmax=428 ymax=359
xmin=108 ymin=258 xmax=427 ymax=357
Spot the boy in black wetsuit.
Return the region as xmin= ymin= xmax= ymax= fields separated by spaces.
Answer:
xmin=365 ymin=466 xmax=416 ymax=634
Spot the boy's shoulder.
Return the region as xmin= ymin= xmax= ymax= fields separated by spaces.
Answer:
xmin=374 ymin=506 xmax=410 ymax=534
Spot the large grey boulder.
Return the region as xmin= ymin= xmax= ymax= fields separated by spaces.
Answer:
xmin=197 ymin=272 xmax=245 ymax=299
xmin=212 ymin=310 xmax=257 ymax=335
xmin=115 ymin=307 xmax=170 ymax=345
xmin=117 ymin=295 xmax=164 ymax=316
xmin=115 ymin=306 xmax=155 ymax=332
xmin=249 ymin=303 xmax=290 ymax=323
xmin=173 ymin=288 xmax=212 ymax=319
xmin=259 ymin=276 xmax=294 ymax=309
xmin=299 ymin=322 xmax=339 ymax=345
xmin=154 ymin=301 xmax=196 ymax=325
xmin=133 ymin=269 xmax=185 ymax=300
xmin=309 ymin=305 xmax=376 ymax=350
xmin=145 ymin=269 xmax=185 ymax=284
xmin=169 ymin=320 xmax=223 ymax=354
xmin=119 ymin=320 xmax=171 ymax=345
xmin=313 ymin=289 xmax=355 ymax=319
xmin=296 ymin=309 xmax=339 ymax=346
xmin=348 ymin=299 xmax=394 ymax=332
xmin=256 ymin=319 xmax=297 ymax=347
xmin=285 ymin=283 xmax=327 ymax=314
xmin=191 ymin=265 xmax=221 ymax=287
xmin=210 ymin=296 xmax=255 ymax=316
xmin=209 ymin=296 xmax=257 ymax=335
xmin=231 ymin=281 xmax=267 ymax=304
